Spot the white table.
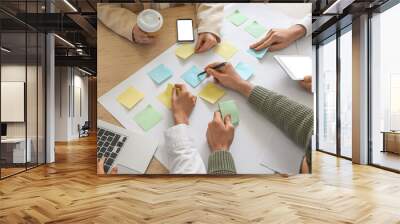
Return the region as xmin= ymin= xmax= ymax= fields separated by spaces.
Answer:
xmin=99 ymin=3 xmax=312 ymax=174
xmin=1 ymin=138 xmax=31 ymax=163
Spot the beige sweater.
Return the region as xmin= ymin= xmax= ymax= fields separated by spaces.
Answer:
xmin=97 ymin=3 xmax=224 ymax=42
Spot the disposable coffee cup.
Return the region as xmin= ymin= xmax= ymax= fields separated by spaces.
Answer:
xmin=137 ymin=9 xmax=163 ymax=37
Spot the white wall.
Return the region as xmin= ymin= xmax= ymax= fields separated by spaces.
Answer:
xmin=1 ymin=64 xmax=47 ymax=164
xmin=1 ymin=65 xmax=26 ymax=140
xmin=1 ymin=65 xmax=36 ymax=138
xmin=55 ymin=67 xmax=69 ymax=141
xmin=71 ymin=73 xmax=89 ymax=138
xmin=54 ymin=67 xmax=89 ymax=141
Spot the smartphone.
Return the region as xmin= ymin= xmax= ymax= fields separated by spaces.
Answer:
xmin=176 ymin=19 xmax=194 ymax=42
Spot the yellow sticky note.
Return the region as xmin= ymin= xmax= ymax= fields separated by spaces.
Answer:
xmin=157 ymin=83 xmax=174 ymax=109
xmin=214 ymin=41 xmax=238 ymax=60
xmin=198 ymin=83 xmax=225 ymax=104
xmin=175 ymin=44 xmax=195 ymax=60
xmin=117 ymin=87 xmax=144 ymax=110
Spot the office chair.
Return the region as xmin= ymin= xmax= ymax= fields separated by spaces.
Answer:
xmin=79 ymin=121 xmax=90 ymax=138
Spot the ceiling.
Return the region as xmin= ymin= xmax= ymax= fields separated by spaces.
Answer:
xmin=0 ymin=0 xmax=396 ymax=74
xmin=0 ymin=0 xmax=97 ymax=74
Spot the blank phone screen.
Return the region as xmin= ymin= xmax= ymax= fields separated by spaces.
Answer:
xmin=177 ymin=20 xmax=194 ymax=42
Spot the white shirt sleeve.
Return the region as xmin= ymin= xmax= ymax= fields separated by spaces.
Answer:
xmin=296 ymin=14 xmax=312 ymax=37
xmin=164 ymin=124 xmax=206 ymax=174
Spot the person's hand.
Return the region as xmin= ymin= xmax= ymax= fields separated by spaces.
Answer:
xmin=206 ymin=112 xmax=235 ymax=153
xmin=132 ymin=25 xmax=155 ymax=44
xmin=97 ymin=159 xmax=118 ymax=174
xmin=299 ymin=75 xmax=312 ymax=93
xmin=171 ymin=84 xmax=197 ymax=125
xmin=205 ymin=62 xmax=253 ymax=97
xmin=250 ymin=24 xmax=306 ymax=52
xmin=195 ymin=32 xmax=219 ymax=53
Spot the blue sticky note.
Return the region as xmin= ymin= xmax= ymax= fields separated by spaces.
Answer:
xmin=181 ymin=65 xmax=204 ymax=88
xmin=247 ymin=48 xmax=268 ymax=60
xmin=235 ymin=62 xmax=254 ymax=80
xmin=148 ymin=64 xmax=173 ymax=85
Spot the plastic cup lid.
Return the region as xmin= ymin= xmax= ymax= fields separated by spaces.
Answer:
xmin=137 ymin=9 xmax=163 ymax=33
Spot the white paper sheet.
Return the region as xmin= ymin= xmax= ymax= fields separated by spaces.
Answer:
xmin=98 ymin=3 xmax=312 ymax=174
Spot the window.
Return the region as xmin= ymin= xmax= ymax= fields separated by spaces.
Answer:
xmin=339 ymin=27 xmax=352 ymax=158
xmin=370 ymin=2 xmax=400 ymax=171
xmin=390 ymin=74 xmax=400 ymax=130
xmin=317 ymin=36 xmax=337 ymax=154
xmin=317 ymin=25 xmax=353 ymax=159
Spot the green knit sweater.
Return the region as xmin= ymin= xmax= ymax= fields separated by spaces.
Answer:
xmin=207 ymin=86 xmax=314 ymax=174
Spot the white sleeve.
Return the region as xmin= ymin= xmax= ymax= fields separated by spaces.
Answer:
xmin=164 ymin=124 xmax=206 ymax=174
xmin=296 ymin=14 xmax=312 ymax=37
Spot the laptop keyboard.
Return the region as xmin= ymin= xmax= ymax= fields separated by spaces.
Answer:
xmin=97 ymin=127 xmax=128 ymax=173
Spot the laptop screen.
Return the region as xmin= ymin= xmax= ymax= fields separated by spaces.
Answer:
xmin=1 ymin=123 xmax=7 ymax=137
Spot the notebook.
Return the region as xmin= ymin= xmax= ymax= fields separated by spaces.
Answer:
xmin=274 ymin=55 xmax=312 ymax=80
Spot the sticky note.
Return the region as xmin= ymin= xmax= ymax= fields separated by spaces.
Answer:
xmin=181 ymin=65 xmax=204 ymax=88
xmin=247 ymin=48 xmax=268 ymax=60
xmin=219 ymin=100 xmax=239 ymax=126
xmin=214 ymin=41 xmax=238 ymax=60
xmin=227 ymin=10 xmax=248 ymax=26
xmin=117 ymin=87 xmax=144 ymax=110
xmin=148 ymin=64 xmax=173 ymax=85
xmin=198 ymin=83 xmax=225 ymax=104
xmin=175 ymin=44 xmax=195 ymax=60
xmin=235 ymin=62 xmax=254 ymax=80
xmin=134 ymin=104 xmax=162 ymax=131
xmin=244 ymin=21 xmax=267 ymax=38
xmin=157 ymin=83 xmax=174 ymax=109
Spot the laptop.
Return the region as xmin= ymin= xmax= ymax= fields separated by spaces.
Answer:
xmin=97 ymin=120 xmax=158 ymax=174
xmin=274 ymin=55 xmax=312 ymax=80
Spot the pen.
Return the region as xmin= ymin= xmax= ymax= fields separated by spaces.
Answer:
xmin=197 ymin=62 xmax=227 ymax=78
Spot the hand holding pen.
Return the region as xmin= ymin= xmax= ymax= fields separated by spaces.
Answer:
xmin=204 ymin=62 xmax=254 ymax=97
xmin=197 ymin=62 xmax=227 ymax=79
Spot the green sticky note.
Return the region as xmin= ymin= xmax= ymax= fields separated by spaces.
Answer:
xmin=227 ymin=10 xmax=248 ymax=26
xmin=219 ymin=100 xmax=239 ymax=126
xmin=244 ymin=21 xmax=267 ymax=38
xmin=134 ymin=104 xmax=162 ymax=131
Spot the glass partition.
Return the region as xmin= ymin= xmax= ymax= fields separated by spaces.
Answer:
xmin=1 ymin=30 xmax=28 ymax=177
xmin=0 ymin=1 xmax=46 ymax=179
